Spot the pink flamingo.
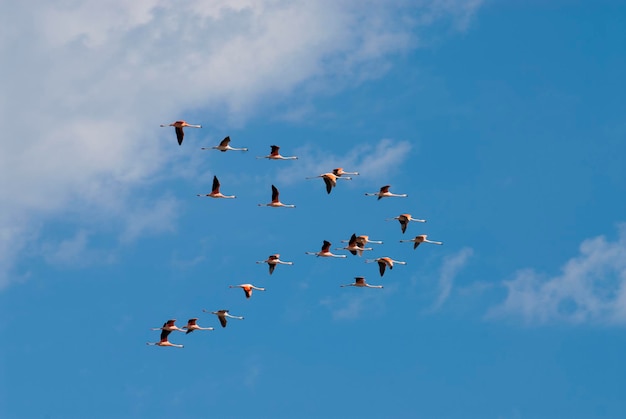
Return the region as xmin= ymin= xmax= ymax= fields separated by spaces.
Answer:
xmin=387 ymin=213 xmax=426 ymax=233
xmin=229 ymin=284 xmax=266 ymax=299
xmin=332 ymin=168 xmax=359 ymax=177
xmin=182 ymin=318 xmax=214 ymax=334
xmin=258 ymin=185 xmax=295 ymax=208
xmin=400 ymin=235 xmax=443 ymax=249
xmin=160 ymin=120 xmax=201 ymax=145
xmin=336 ymin=233 xmax=372 ymax=256
xmin=306 ymin=172 xmax=351 ymax=194
xmin=197 ymin=176 xmax=236 ymax=199
xmin=340 ymin=276 xmax=383 ymax=289
xmin=306 ymin=240 xmax=347 ymax=258
xmin=365 ymin=257 xmax=406 ymax=277
xmin=203 ymin=309 xmax=244 ymax=328
xmin=256 ymin=254 xmax=293 ymax=275
xmin=146 ymin=328 xmax=184 ymax=348
xmin=202 ymin=136 xmax=248 ymax=152
xmin=365 ymin=185 xmax=407 ymax=200
xmin=257 ymin=145 xmax=297 ymax=160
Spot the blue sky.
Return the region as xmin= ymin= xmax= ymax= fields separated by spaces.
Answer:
xmin=1 ymin=1 xmax=626 ymax=418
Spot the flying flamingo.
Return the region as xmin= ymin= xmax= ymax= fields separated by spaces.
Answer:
xmin=151 ymin=319 xmax=185 ymax=334
xmin=146 ymin=329 xmax=184 ymax=348
xmin=182 ymin=318 xmax=214 ymax=334
xmin=229 ymin=284 xmax=266 ymax=299
xmin=306 ymin=240 xmax=347 ymax=258
xmin=400 ymin=235 xmax=444 ymax=249
xmin=256 ymin=145 xmax=298 ymax=160
xmin=332 ymin=168 xmax=359 ymax=177
xmin=201 ymin=136 xmax=248 ymax=152
xmin=258 ymin=185 xmax=295 ymax=208
xmin=365 ymin=185 xmax=408 ymax=200
xmin=305 ymin=172 xmax=350 ymax=194
xmin=387 ymin=213 xmax=426 ymax=233
xmin=197 ymin=176 xmax=236 ymax=199
xmin=365 ymin=257 xmax=407 ymax=277
xmin=341 ymin=235 xmax=384 ymax=247
xmin=160 ymin=120 xmax=201 ymax=146
xmin=203 ymin=309 xmax=244 ymax=328
xmin=256 ymin=254 xmax=293 ymax=275
xmin=340 ymin=276 xmax=383 ymax=289
xmin=336 ymin=233 xmax=372 ymax=256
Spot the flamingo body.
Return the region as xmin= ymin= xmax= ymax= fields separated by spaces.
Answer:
xmin=332 ymin=168 xmax=359 ymax=177
xmin=340 ymin=276 xmax=383 ymax=288
xmin=365 ymin=257 xmax=407 ymax=277
xmin=306 ymin=240 xmax=347 ymax=258
xmin=257 ymin=145 xmax=298 ymax=160
xmin=201 ymin=136 xmax=249 ymax=152
xmin=151 ymin=319 xmax=185 ymax=333
xmin=160 ymin=120 xmax=201 ymax=146
xmin=203 ymin=309 xmax=244 ymax=328
xmin=182 ymin=318 xmax=214 ymax=334
xmin=229 ymin=284 xmax=266 ymax=299
xmin=387 ymin=213 xmax=426 ymax=233
xmin=197 ymin=175 xmax=236 ymax=199
xmin=336 ymin=233 xmax=372 ymax=256
xmin=341 ymin=235 xmax=384 ymax=246
xmin=306 ymin=173 xmax=351 ymax=194
xmin=400 ymin=234 xmax=444 ymax=249
xmin=365 ymin=185 xmax=408 ymax=200
xmin=256 ymin=254 xmax=293 ymax=275
xmin=147 ymin=321 xmax=184 ymax=347
xmin=258 ymin=185 xmax=295 ymax=208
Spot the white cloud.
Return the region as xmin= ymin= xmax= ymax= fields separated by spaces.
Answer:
xmin=119 ymin=195 xmax=179 ymax=243
xmin=275 ymin=138 xmax=413 ymax=186
xmin=0 ymin=1 xmax=482 ymax=287
xmin=42 ymin=229 xmax=90 ymax=267
xmin=431 ymin=247 xmax=473 ymax=310
xmin=489 ymin=224 xmax=626 ymax=325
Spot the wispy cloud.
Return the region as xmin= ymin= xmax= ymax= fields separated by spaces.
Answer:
xmin=118 ymin=196 xmax=179 ymax=243
xmin=278 ymin=138 xmax=413 ymax=186
xmin=42 ymin=230 xmax=98 ymax=267
xmin=430 ymin=247 xmax=473 ymax=310
xmin=488 ymin=224 xmax=626 ymax=325
xmin=0 ymin=1 xmax=482 ymax=287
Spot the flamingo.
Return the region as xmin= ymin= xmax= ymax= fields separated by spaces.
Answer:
xmin=197 ymin=175 xmax=236 ymax=199
xmin=305 ymin=172 xmax=350 ymax=194
xmin=365 ymin=257 xmax=407 ymax=277
xmin=229 ymin=284 xmax=266 ymax=299
xmin=332 ymin=168 xmax=359 ymax=177
xmin=202 ymin=136 xmax=248 ymax=152
xmin=400 ymin=234 xmax=443 ymax=249
xmin=146 ymin=329 xmax=184 ymax=348
xmin=256 ymin=145 xmax=298 ymax=160
xmin=341 ymin=235 xmax=384 ymax=246
xmin=182 ymin=318 xmax=214 ymax=334
xmin=305 ymin=240 xmax=347 ymax=258
xmin=340 ymin=276 xmax=383 ymax=289
xmin=387 ymin=213 xmax=426 ymax=234
xmin=256 ymin=254 xmax=293 ymax=275
xmin=365 ymin=185 xmax=408 ymax=200
xmin=160 ymin=120 xmax=201 ymax=146
xmin=258 ymin=185 xmax=295 ymax=208
xmin=203 ymin=309 xmax=244 ymax=328
xmin=336 ymin=233 xmax=372 ymax=256
xmin=151 ymin=319 xmax=185 ymax=333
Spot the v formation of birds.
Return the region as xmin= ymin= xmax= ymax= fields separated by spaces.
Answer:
xmin=149 ymin=124 xmax=444 ymax=348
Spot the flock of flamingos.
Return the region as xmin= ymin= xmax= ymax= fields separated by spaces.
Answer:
xmin=147 ymin=121 xmax=444 ymax=348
